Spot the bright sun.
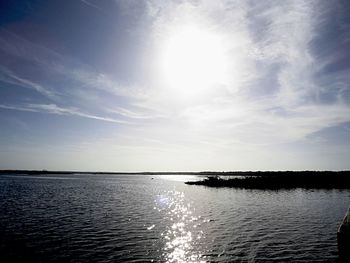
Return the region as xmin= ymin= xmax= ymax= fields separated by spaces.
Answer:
xmin=158 ymin=26 xmax=228 ymax=98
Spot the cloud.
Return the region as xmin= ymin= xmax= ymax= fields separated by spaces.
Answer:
xmin=0 ymin=67 xmax=58 ymax=100
xmin=0 ymin=103 xmax=129 ymax=124
xmin=0 ymin=28 xmax=68 ymax=68
xmin=80 ymin=0 xmax=103 ymax=11
xmin=1 ymin=0 xmax=350 ymax=151
xmin=107 ymin=106 xmax=164 ymax=120
xmin=67 ymin=69 xmax=146 ymax=99
xmin=129 ymin=0 xmax=350 ymax=146
xmin=0 ymin=27 xmax=144 ymax=120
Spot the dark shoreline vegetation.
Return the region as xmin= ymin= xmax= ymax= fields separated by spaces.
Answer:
xmin=185 ymin=171 xmax=350 ymax=189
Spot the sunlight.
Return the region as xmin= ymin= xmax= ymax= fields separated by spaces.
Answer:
xmin=158 ymin=25 xmax=228 ymax=98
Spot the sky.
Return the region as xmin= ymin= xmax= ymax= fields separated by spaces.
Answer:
xmin=1 ymin=0 xmax=350 ymax=172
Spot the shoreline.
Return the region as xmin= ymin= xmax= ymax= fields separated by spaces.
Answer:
xmin=185 ymin=171 xmax=350 ymax=189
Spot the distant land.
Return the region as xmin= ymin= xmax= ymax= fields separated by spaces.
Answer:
xmin=185 ymin=171 xmax=350 ymax=189
xmin=0 ymin=170 xmax=349 ymax=176
xmin=2 ymin=170 xmax=350 ymax=189
xmin=0 ymin=170 xmax=207 ymax=175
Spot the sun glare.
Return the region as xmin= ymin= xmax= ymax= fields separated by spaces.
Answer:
xmin=158 ymin=26 xmax=228 ymax=98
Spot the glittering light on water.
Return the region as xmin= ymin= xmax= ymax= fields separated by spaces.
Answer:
xmin=154 ymin=190 xmax=206 ymax=263
xmin=147 ymin=224 xmax=155 ymax=230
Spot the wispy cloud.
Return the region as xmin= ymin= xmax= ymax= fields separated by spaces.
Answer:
xmin=80 ymin=0 xmax=103 ymax=11
xmin=0 ymin=67 xmax=58 ymax=100
xmin=108 ymin=106 xmax=164 ymax=120
xmin=0 ymin=103 xmax=129 ymax=124
xmin=0 ymin=27 xmax=143 ymax=120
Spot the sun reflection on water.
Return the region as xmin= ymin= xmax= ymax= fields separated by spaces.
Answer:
xmin=155 ymin=191 xmax=206 ymax=263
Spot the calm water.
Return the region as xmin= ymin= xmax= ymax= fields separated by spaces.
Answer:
xmin=0 ymin=174 xmax=349 ymax=262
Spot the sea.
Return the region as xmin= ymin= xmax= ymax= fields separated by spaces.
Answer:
xmin=0 ymin=173 xmax=349 ymax=262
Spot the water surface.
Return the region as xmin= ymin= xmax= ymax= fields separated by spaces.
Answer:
xmin=0 ymin=174 xmax=349 ymax=262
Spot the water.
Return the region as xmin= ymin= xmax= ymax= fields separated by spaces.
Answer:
xmin=0 ymin=174 xmax=349 ymax=262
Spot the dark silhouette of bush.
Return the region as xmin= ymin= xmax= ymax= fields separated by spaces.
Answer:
xmin=185 ymin=171 xmax=350 ymax=189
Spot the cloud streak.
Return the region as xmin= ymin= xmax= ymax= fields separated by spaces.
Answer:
xmin=0 ymin=103 xmax=129 ymax=124
xmin=0 ymin=67 xmax=58 ymax=100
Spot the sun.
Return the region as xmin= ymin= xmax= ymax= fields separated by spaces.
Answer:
xmin=158 ymin=25 xmax=228 ymax=98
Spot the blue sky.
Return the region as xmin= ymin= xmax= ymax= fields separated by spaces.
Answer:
xmin=1 ymin=0 xmax=350 ymax=171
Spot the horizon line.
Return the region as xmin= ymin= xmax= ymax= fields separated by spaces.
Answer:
xmin=1 ymin=169 xmax=350 ymax=175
